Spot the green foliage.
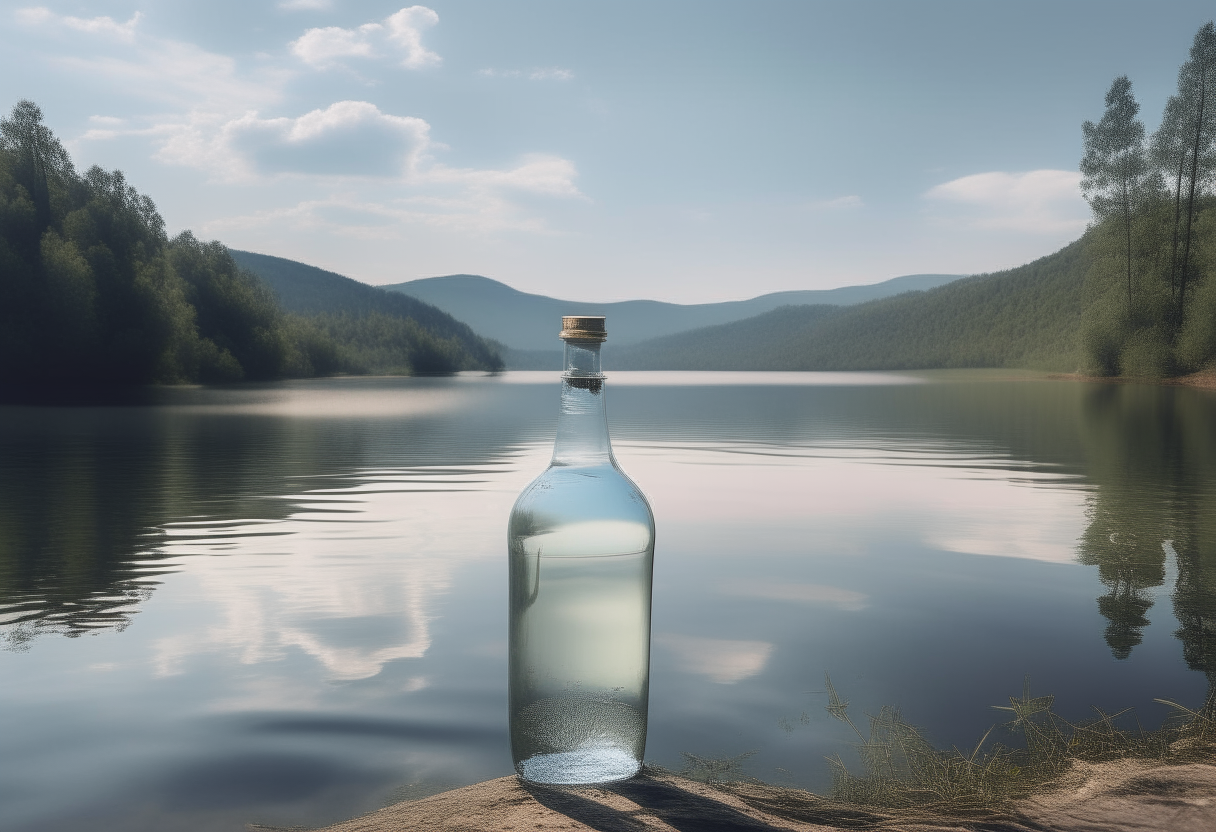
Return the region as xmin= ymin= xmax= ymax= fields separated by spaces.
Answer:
xmin=1079 ymin=24 xmax=1216 ymax=377
xmin=308 ymin=312 xmax=485 ymax=375
xmin=0 ymin=107 xmax=198 ymax=386
xmin=168 ymin=232 xmax=292 ymax=381
xmin=230 ymin=249 xmax=505 ymax=373
xmin=615 ymin=241 xmax=1089 ymax=372
xmin=1081 ymin=77 xmax=1151 ymax=219
xmin=0 ymin=100 xmax=502 ymax=387
xmin=1081 ymin=76 xmax=1154 ymax=320
xmin=280 ymin=314 xmax=344 ymax=378
xmin=813 ymin=675 xmax=1215 ymax=818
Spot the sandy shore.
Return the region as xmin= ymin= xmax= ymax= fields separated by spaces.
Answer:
xmin=1162 ymin=369 xmax=1216 ymax=389
xmin=287 ymin=759 xmax=1216 ymax=832
xmin=1047 ymin=369 xmax=1216 ymax=390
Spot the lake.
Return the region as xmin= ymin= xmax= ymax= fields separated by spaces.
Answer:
xmin=2 ymin=371 xmax=1214 ymax=831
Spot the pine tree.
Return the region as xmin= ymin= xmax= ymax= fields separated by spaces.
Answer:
xmin=1164 ymin=23 xmax=1216 ymax=327
xmin=1081 ymin=76 xmax=1150 ymax=316
xmin=1151 ymin=94 xmax=1190 ymax=312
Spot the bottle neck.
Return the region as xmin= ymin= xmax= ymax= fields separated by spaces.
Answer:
xmin=552 ymin=339 xmax=613 ymax=466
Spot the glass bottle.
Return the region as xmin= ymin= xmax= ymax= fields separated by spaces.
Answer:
xmin=508 ymin=316 xmax=656 ymax=785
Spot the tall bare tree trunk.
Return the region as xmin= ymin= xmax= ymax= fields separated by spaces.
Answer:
xmin=1124 ymin=195 xmax=1133 ymax=315
xmin=1180 ymin=72 xmax=1209 ymax=327
xmin=1170 ymin=158 xmax=1185 ymax=309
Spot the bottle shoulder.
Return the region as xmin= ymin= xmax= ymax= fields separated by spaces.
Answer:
xmin=514 ymin=462 xmax=652 ymax=514
xmin=509 ymin=461 xmax=655 ymax=556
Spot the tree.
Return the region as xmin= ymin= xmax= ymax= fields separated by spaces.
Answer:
xmin=168 ymin=232 xmax=289 ymax=381
xmin=1 ymin=99 xmax=98 ymax=383
xmin=1159 ymin=23 xmax=1216 ymax=328
xmin=1150 ymin=94 xmax=1190 ymax=312
xmin=0 ymin=100 xmax=76 ymax=234
xmin=1081 ymin=76 xmax=1150 ymax=316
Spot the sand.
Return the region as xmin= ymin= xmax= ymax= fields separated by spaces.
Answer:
xmin=290 ymin=759 xmax=1216 ymax=832
xmin=1046 ymin=369 xmax=1216 ymax=390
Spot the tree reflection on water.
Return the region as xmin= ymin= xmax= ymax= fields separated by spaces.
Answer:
xmin=1075 ymin=383 xmax=1216 ymax=717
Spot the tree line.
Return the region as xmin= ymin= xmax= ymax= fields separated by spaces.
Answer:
xmin=0 ymin=100 xmax=501 ymax=389
xmin=613 ymin=240 xmax=1089 ymax=372
xmin=1080 ymin=22 xmax=1216 ymax=377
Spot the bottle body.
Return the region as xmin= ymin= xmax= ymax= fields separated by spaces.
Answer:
xmin=508 ymin=325 xmax=655 ymax=785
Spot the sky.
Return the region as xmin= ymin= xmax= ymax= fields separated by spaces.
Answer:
xmin=3 ymin=1 xmax=1216 ymax=302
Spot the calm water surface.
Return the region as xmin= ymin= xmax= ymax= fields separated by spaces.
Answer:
xmin=1 ymin=372 xmax=1214 ymax=831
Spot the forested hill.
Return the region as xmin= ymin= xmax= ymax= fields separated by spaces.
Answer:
xmin=384 ymin=272 xmax=966 ymax=351
xmin=0 ymin=99 xmax=502 ymax=387
xmin=228 ymin=250 xmax=502 ymax=371
xmin=612 ymin=238 xmax=1089 ymax=371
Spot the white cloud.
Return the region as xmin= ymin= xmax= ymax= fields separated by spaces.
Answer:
xmin=210 ymin=101 xmax=432 ymax=178
xmin=480 ymin=66 xmax=575 ymax=81
xmin=924 ymin=169 xmax=1088 ymax=234
xmin=808 ymin=194 xmax=863 ymax=212
xmin=279 ymin=0 xmax=331 ymax=9
xmin=142 ymin=104 xmax=406 ymax=181
xmin=531 ymin=67 xmax=573 ymax=80
xmin=290 ymin=25 xmax=379 ymax=67
xmin=15 ymin=7 xmax=141 ymax=42
xmin=181 ymin=111 xmax=580 ymax=238
xmin=22 ymin=10 xmax=286 ymax=115
xmin=385 ymin=6 xmax=441 ymax=69
xmin=84 ymin=97 xmax=580 ymax=234
xmin=201 ymin=163 xmax=576 ymax=239
xmin=290 ymin=6 xmax=440 ymax=70
xmin=147 ymin=100 xmax=581 ymax=207
xmin=427 ymin=153 xmax=582 ymax=197
xmin=23 ymin=3 xmax=576 ymax=240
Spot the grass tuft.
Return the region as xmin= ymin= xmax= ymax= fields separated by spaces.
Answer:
xmin=819 ymin=673 xmax=1216 ymax=817
xmin=672 ymin=675 xmax=1214 ymax=829
xmin=679 ymin=750 xmax=759 ymax=785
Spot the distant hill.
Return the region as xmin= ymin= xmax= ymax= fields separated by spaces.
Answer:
xmin=612 ymin=239 xmax=1089 ymax=372
xmin=231 ymin=245 xmax=1085 ymax=374
xmin=382 ymin=273 xmax=967 ymax=351
xmin=229 ymin=250 xmax=503 ymax=372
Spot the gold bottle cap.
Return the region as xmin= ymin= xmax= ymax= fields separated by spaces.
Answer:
xmin=560 ymin=316 xmax=607 ymax=342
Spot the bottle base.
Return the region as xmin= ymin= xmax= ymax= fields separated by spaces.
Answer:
xmin=516 ymin=746 xmax=641 ymax=785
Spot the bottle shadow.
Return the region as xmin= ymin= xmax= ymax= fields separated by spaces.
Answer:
xmin=521 ymin=772 xmax=791 ymax=832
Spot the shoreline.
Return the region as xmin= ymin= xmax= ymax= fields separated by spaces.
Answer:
xmin=299 ymin=759 xmax=1216 ymax=832
xmin=1047 ymin=368 xmax=1216 ymax=390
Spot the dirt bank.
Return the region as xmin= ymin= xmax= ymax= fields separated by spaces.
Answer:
xmin=295 ymin=759 xmax=1216 ymax=832
xmin=1047 ymin=369 xmax=1216 ymax=389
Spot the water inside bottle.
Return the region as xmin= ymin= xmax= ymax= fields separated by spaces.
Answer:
xmin=509 ymin=507 xmax=652 ymax=783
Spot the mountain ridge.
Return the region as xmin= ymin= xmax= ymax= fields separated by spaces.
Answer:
xmin=230 ymin=244 xmax=1086 ymax=374
xmin=228 ymin=250 xmax=504 ymax=372
xmin=382 ymin=273 xmax=967 ymax=350
xmin=612 ymin=239 xmax=1088 ymax=372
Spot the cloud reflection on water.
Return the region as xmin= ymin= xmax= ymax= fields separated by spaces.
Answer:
xmin=145 ymin=435 xmax=1090 ymax=688
xmin=148 ymin=463 xmax=518 ymax=682
xmin=723 ymin=580 xmax=869 ymax=611
xmin=655 ymin=634 xmax=775 ymax=684
xmin=621 ymin=441 xmax=1090 ymax=565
